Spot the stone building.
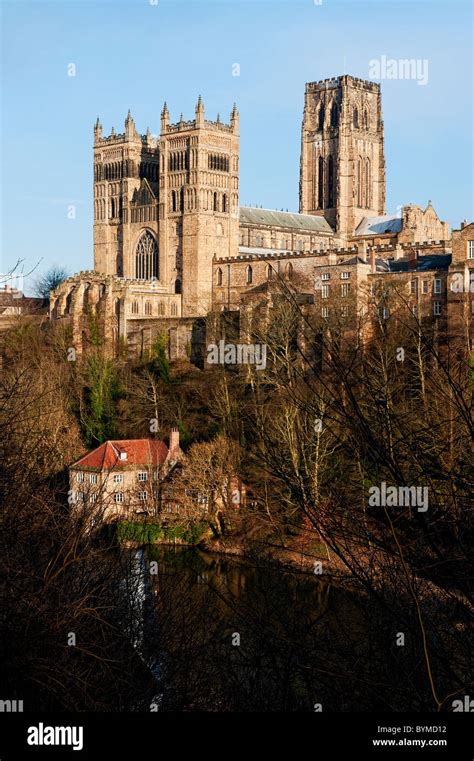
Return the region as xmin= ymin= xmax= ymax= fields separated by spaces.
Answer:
xmin=50 ymin=75 xmax=471 ymax=361
xmin=69 ymin=429 xmax=183 ymax=522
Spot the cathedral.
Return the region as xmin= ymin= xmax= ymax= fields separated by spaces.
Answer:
xmin=50 ymin=75 xmax=473 ymax=360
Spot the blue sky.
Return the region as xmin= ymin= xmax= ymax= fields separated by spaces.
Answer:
xmin=1 ymin=0 xmax=473 ymax=292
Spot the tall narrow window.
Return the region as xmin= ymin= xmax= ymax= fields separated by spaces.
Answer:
xmin=365 ymin=158 xmax=371 ymax=208
xmin=330 ymin=103 xmax=338 ymax=127
xmin=363 ymin=108 xmax=369 ymax=130
xmin=318 ymin=156 xmax=324 ymax=209
xmin=213 ymin=192 xmax=218 ymax=211
xmin=327 ymin=156 xmax=334 ymax=208
xmin=353 ymin=107 xmax=359 ymax=129
xmin=357 ymin=157 xmax=363 ymax=207
xmin=318 ymin=106 xmax=325 ymax=131
xmin=246 ymin=266 xmax=253 ymax=285
xmin=216 ymin=268 xmax=223 ymax=286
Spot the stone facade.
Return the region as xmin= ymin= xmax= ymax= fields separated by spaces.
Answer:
xmin=49 ymin=74 xmax=472 ymax=360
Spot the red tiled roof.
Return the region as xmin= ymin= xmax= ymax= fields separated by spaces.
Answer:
xmin=71 ymin=439 xmax=169 ymax=471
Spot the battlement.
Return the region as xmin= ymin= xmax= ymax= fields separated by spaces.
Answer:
xmin=305 ymin=74 xmax=380 ymax=93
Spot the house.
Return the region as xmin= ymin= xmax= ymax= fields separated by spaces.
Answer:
xmin=69 ymin=428 xmax=182 ymax=522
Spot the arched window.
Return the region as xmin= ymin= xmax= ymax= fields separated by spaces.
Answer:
xmin=222 ymin=194 xmax=227 ymax=212
xmin=365 ymin=158 xmax=371 ymax=208
xmin=357 ymin=157 xmax=363 ymax=207
xmin=353 ymin=107 xmax=359 ymax=129
xmin=216 ymin=268 xmax=223 ymax=286
xmin=213 ymin=192 xmax=218 ymax=211
xmin=246 ymin=266 xmax=253 ymax=285
xmin=318 ymin=155 xmax=324 ymax=209
xmin=318 ymin=105 xmax=325 ymax=131
xmin=116 ymin=255 xmax=123 ymax=277
xmin=180 ymin=188 xmax=184 ymax=212
xmin=330 ymin=103 xmax=338 ymax=127
xmin=363 ymin=108 xmax=369 ymax=130
xmin=266 ymin=265 xmax=273 ymax=280
xmin=172 ymin=191 xmax=177 ymax=212
xmin=111 ymin=198 xmax=116 ymax=218
xmin=175 ymin=278 xmax=182 ymax=294
xmin=135 ymin=230 xmax=159 ymax=280
xmin=285 ymin=262 xmax=293 ymax=280
xmin=327 ymin=156 xmax=334 ymax=208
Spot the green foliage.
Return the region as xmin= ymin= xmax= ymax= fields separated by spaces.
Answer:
xmin=115 ymin=520 xmax=208 ymax=546
xmin=151 ymin=333 xmax=170 ymax=384
xmin=88 ymin=310 xmax=102 ymax=348
xmin=81 ymin=355 xmax=124 ymax=447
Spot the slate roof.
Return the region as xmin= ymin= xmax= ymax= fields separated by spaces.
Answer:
xmin=71 ymin=439 xmax=169 ymax=471
xmin=387 ymin=254 xmax=452 ymax=273
xmin=355 ymin=215 xmax=403 ymax=236
xmin=239 ymin=207 xmax=334 ymax=234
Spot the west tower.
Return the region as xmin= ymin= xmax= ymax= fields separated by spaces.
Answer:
xmin=299 ymin=75 xmax=386 ymax=238
xmin=92 ymin=100 xmax=239 ymax=317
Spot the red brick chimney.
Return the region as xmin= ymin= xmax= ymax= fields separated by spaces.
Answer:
xmin=408 ymin=248 xmax=418 ymax=271
xmin=369 ymin=249 xmax=376 ymax=274
xmin=169 ymin=427 xmax=180 ymax=458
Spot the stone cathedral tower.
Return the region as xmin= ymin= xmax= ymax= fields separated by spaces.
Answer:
xmin=92 ymin=99 xmax=239 ymax=317
xmin=299 ymin=75 xmax=386 ymax=237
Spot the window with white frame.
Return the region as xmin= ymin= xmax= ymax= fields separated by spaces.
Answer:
xmin=341 ymin=271 xmax=350 ymax=280
xmin=77 ymin=492 xmax=84 ymax=502
xmin=90 ymin=493 xmax=97 ymax=503
xmin=114 ymin=492 xmax=124 ymax=503
xmin=382 ymin=307 xmax=390 ymax=320
xmin=341 ymin=283 xmax=350 ymax=297
xmin=468 ymin=241 xmax=474 ymax=259
xmin=434 ymin=278 xmax=442 ymax=294
xmin=422 ymin=280 xmax=429 ymax=294
xmin=433 ymin=301 xmax=441 ymax=316
xmin=322 ymin=306 xmax=329 ymax=318
xmin=90 ymin=473 xmax=98 ymax=484
xmin=113 ymin=473 xmax=123 ymax=484
xmin=138 ymin=472 xmax=148 ymax=482
xmin=410 ymin=280 xmax=417 ymax=294
xmin=322 ymin=284 xmax=329 ymax=299
xmin=341 ymin=305 xmax=349 ymax=317
xmin=138 ymin=492 xmax=148 ymax=501
xmin=77 ymin=472 xmax=84 ymax=483
xmin=321 ymin=272 xmax=330 ymax=281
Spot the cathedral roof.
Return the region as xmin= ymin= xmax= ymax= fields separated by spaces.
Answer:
xmin=355 ymin=215 xmax=403 ymax=235
xmin=239 ymin=207 xmax=334 ymax=234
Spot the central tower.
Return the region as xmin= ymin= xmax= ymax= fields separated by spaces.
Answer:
xmin=299 ymin=75 xmax=386 ymax=237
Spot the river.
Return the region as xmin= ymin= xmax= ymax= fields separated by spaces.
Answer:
xmin=120 ymin=545 xmax=369 ymax=712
